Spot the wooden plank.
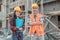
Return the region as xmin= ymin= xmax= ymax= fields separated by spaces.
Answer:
xmin=44 ymin=11 xmax=60 ymax=16
xmin=45 ymin=18 xmax=59 ymax=30
xmin=44 ymin=16 xmax=51 ymax=30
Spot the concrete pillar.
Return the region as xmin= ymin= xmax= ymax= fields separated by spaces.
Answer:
xmin=7 ymin=0 xmax=11 ymax=30
xmin=24 ymin=0 xmax=29 ymax=34
xmin=2 ymin=0 xmax=6 ymax=28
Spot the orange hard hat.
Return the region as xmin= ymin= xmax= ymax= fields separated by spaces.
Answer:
xmin=32 ymin=3 xmax=39 ymax=9
xmin=14 ymin=6 xmax=22 ymax=12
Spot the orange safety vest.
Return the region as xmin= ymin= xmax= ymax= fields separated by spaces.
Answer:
xmin=29 ymin=13 xmax=44 ymax=36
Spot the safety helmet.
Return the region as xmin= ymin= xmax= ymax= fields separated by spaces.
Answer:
xmin=32 ymin=3 xmax=39 ymax=9
xmin=14 ymin=6 xmax=22 ymax=12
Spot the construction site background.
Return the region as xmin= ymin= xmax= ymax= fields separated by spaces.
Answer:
xmin=0 ymin=0 xmax=60 ymax=40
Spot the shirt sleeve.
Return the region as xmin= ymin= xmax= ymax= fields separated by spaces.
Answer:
xmin=40 ymin=15 xmax=44 ymax=23
xmin=9 ymin=18 xmax=19 ymax=31
xmin=28 ymin=18 xmax=31 ymax=23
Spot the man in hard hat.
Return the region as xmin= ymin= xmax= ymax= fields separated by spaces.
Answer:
xmin=9 ymin=6 xmax=25 ymax=40
xmin=28 ymin=3 xmax=44 ymax=40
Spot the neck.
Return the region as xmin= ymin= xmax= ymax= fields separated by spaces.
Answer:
xmin=17 ymin=17 xmax=19 ymax=18
xmin=34 ymin=14 xmax=36 ymax=15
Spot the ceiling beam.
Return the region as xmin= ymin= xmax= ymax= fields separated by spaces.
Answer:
xmin=45 ymin=11 xmax=60 ymax=16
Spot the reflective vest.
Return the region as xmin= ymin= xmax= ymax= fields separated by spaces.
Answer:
xmin=29 ymin=13 xmax=44 ymax=36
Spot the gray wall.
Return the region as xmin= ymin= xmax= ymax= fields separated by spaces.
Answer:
xmin=44 ymin=1 xmax=59 ymax=32
xmin=44 ymin=0 xmax=56 ymax=3
xmin=44 ymin=1 xmax=60 ymax=12
xmin=44 ymin=1 xmax=60 ymax=32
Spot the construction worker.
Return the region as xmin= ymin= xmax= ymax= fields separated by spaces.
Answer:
xmin=9 ymin=6 xmax=25 ymax=40
xmin=28 ymin=3 xmax=44 ymax=40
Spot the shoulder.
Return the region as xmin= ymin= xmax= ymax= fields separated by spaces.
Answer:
xmin=9 ymin=17 xmax=13 ymax=20
xmin=9 ymin=17 xmax=14 ymax=23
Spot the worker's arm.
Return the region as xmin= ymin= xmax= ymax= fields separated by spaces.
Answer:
xmin=40 ymin=15 xmax=44 ymax=22
xmin=34 ymin=22 xmax=43 ymax=24
xmin=9 ymin=18 xmax=19 ymax=31
xmin=28 ymin=15 xmax=44 ymax=26
xmin=28 ymin=22 xmax=36 ymax=26
xmin=28 ymin=22 xmax=43 ymax=26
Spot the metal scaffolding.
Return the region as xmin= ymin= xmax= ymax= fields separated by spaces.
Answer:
xmin=0 ymin=0 xmax=60 ymax=40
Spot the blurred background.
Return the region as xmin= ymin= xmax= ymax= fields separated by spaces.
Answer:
xmin=0 ymin=0 xmax=60 ymax=40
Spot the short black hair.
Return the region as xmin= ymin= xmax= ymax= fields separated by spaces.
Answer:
xmin=28 ymin=10 xmax=32 ymax=14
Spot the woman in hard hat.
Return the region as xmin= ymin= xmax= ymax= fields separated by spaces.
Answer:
xmin=28 ymin=3 xmax=44 ymax=40
xmin=9 ymin=6 xmax=25 ymax=40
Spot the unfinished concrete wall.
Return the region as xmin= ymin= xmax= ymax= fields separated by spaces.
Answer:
xmin=44 ymin=1 xmax=60 ymax=12
xmin=44 ymin=0 xmax=60 ymax=33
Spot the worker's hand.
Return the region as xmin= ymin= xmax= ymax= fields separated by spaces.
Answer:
xmin=28 ymin=22 xmax=43 ymax=26
xmin=28 ymin=22 xmax=35 ymax=26
xmin=36 ymin=22 xmax=43 ymax=24
xmin=19 ymin=28 xmax=22 ymax=30
xmin=31 ymin=22 xmax=43 ymax=25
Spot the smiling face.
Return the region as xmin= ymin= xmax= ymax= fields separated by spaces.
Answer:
xmin=15 ymin=11 xmax=21 ymax=17
xmin=32 ymin=8 xmax=38 ymax=15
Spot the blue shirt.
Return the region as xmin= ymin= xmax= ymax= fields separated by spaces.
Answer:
xmin=16 ymin=18 xmax=24 ymax=28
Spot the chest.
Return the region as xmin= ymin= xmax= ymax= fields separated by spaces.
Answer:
xmin=15 ymin=18 xmax=23 ymax=28
xmin=30 ymin=15 xmax=40 ymax=22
